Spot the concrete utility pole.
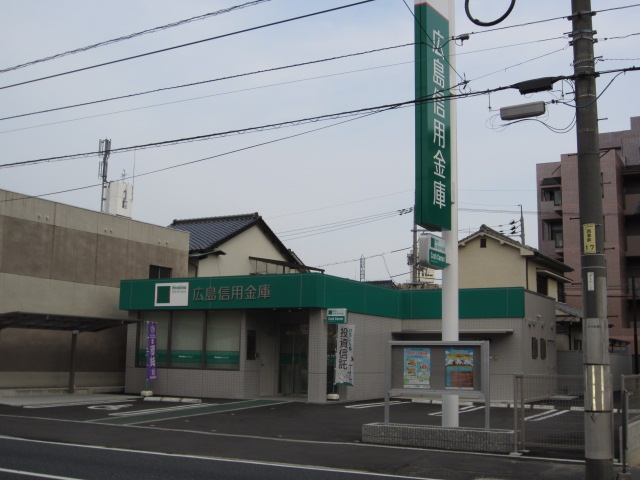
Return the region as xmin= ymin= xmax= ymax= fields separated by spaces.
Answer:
xmin=570 ymin=1 xmax=614 ymax=478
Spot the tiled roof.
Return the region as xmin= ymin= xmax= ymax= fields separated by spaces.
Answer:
xmin=169 ymin=213 xmax=260 ymax=253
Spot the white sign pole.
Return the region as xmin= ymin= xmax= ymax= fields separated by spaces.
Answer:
xmin=438 ymin=0 xmax=459 ymax=428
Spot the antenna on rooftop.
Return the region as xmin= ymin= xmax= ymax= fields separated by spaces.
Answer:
xmin=98 ymin=139 xmax=111 ymax=213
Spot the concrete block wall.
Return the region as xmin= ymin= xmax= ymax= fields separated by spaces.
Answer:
xmin=362 ymin=423 xmax=514 ymax=454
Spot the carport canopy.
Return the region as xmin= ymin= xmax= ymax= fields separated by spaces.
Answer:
xmin=0 ymin=311 xmax=135 ymax=394
xmin=0 ymin=311 xmax=134 ymax=332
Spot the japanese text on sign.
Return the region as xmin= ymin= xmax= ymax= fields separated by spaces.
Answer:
xmin=192 ymin=285 xmax=271 ymax=302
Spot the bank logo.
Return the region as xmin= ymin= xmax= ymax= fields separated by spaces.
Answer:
xmin=154 ymin=282 xmax=189 ymax=307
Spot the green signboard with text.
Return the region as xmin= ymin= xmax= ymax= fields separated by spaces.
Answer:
xmin=414 ymin=0 xmax=452 ymax=231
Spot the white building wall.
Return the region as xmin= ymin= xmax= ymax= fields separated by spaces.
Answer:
xmin=197 ymin=226 xmax=290 ymax=277
xmin=338 ymin=313 xmax=402 ymax=403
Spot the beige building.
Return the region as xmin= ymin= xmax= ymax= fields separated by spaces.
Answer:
xmin=0 ymin=189 xmax=189 ymax=391
xmin=458 ymin=225 xmax=572 ymax=300
xmin=169 ymin=213 xmax=317 ymax=278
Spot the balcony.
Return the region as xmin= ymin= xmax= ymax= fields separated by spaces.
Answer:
xmin=540 ymin=200 xmax=562 ymax=220
xmin=627 ymin=234 xmax=640 ymax=257
xmin=624 ymin=193 xmax=640 ymax=216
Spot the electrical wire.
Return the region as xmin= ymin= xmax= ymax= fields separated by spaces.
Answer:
xmin=318 ymin=247 xmax=411 ymax=267
xmin=0 ymin=43 xmax=413 ymax=122
xmin=0 ymin=0 xmax=271 ymax=74
xmin=464 ymin=0 xmax=516 ymax=27
xmin=0 ymin=0 xmax=375 ymax=91
xmin=0 ymin=78 xmax=496 ymax=169
xmin=461 ymin=3 xmax=640 ymax=37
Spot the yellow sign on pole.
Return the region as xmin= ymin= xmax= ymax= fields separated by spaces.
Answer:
xmin=583 ymin=223 xmax=596 ymax=254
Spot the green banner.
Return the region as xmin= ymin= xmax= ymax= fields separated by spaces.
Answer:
xmin=414 ymin=1 xmax=451 ymax=231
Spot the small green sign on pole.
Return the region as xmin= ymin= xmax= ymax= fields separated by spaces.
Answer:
xmin=327 ymin=308 xmax=347 ymax=324
xmin=418 ymin=233 xmax=447 ymax=269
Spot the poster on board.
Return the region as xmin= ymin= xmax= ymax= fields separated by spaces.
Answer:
xmin=445 ymin=348 xmax=474 ymax=389
xmin=403 ymin=348 xmax=431 ymax=388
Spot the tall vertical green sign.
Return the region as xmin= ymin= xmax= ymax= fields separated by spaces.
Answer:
xmin=414 ymin=1 xmax=451 ymax=231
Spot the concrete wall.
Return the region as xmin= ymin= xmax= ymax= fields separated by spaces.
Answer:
xmin=0 ymin=189 xmax=189 ymax=389
xmin=558 ymin=350 xmax=632 ymax=391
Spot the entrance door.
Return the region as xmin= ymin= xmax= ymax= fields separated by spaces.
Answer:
xmin=258 ymin=329 xmax=276 ymax=397
xmin=278 ymin=324 xmax=309 ymax=396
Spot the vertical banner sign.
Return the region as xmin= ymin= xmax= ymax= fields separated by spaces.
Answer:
xmin=414 ymin=1 xmax=451 ymax=231
xmin=147 ymin=322 xmax=158 ymax=381
xmin=335 ymin=324 xmax=355 ymax=386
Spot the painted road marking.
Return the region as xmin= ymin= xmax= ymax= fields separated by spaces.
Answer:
xmin=88 ymin=399 xmax=288 ymax=425
xmin=345 ymin=401 xmax=406 ymax=409
xmin=24 ymin=399 xmax=139 ymax=409
xmin=429 ymin=405 xmax=484 ymax=417
xmin=0 ymin=467 xmax=86 ymax=479
xmin=106 ymin=403 xmax=213 ymax=417
xmin=525 ymin=409 xmax=570 ymax=422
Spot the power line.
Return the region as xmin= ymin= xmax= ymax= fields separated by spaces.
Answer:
xmin=0 ymin=0 xmax=375 ymax=91
xmin=460 ymin=3 xmax=640 ymax=37
xmin=0 ymin=79 xmax=493 ymax=169
xmin=0 ymin=43 xmax=413 ymax=122
xmin=4 ymin=65 xmax=638 ymax=169
xmin=0 ymin=0 xmax=271 ymax=74
xmin=318 ymin=247 xmax=411 ymax=267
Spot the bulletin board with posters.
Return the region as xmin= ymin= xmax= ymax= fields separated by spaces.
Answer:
xmin=385 ymin=341 xmax=490 ymax=428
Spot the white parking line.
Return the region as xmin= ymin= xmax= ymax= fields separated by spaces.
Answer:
xmin=429 ymin=405 xmax=484 ymax=417
xmin=0 ymin=467 xmax=85 ymax=479
xmin=345 ymin=401 xmax=406 ymax=409
xmin=108 ymin=403 xmax=214 ymax=417
xmin=526 ymin=409 xmax=570 ymax=422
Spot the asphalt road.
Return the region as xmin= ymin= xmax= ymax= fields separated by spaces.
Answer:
xmin=0 ymin=394 xmax=631 ymax=480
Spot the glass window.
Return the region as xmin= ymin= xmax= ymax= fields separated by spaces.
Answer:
xmin=149 ymin=265 xmax=172 ymax=279
xmin=171 ymin=311 xmax=204 ymax=368
xmin=206 ymin=311 xmax=241 ymax=370
xmin=532 ymin=337 xmax=538 ymax=359
xmin=540 ymin=338 xmax=547 ymax=360
xmin=246 ymin=330 xmax=257 ymax=360
xmin=137 ymin=313 xmax=170 ymax=368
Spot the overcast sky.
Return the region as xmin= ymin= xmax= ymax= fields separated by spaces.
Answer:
xmin=1 ymin=0 xmax=639 ymax=282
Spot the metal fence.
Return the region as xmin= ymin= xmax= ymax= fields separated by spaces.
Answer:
xmin=621 ymin=374 xmax=640 ymax=469
xmin=513 ymin=374 xmax=585 ymax=453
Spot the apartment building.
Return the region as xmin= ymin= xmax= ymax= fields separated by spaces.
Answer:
xmin=536 ymin=116 xmax=640 ymax=351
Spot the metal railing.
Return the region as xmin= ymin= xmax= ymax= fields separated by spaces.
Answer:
xmin=513 ymin=374 xmax=584 ymax=453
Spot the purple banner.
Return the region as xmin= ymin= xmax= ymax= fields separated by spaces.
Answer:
xmin=146 ymin=322 xmax=157 ymax=381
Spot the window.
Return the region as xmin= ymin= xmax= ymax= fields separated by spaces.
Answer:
xmin=532 ymin=337 xmax=538 ymax=359
xmin=246 ymin=330 xmax=257 ymax=360
xmin=149 ymin=265 xmax=172 ymax=279
xmin=480 ymin=238 xmax=487 ymax=248
xmin=542 ymin=188 xmax=562 ymax=206
xmin=557 ymin=282 xmax=566 ymax=303
xmin=206 ymin=311 xmax=241 ymax=370
xmin=540 ymin=339 xmax=547 ymax=360
xmin=137 ymin=311 xmax=241 ymax=371
xmin=171 ymin=311 xmax=205 ymax=368
xmin=536 ymin=275 xmax=548 ymax=296
xmin=549 ymin=223 xmax=564 ymax=248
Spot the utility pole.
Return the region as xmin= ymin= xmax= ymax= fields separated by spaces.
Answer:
xmin=570 ymin=1 xmax=613 ymax=478
xmin=518 ymin=204 xmax=525 ymax=245
xmin=98 ymin=139 xmax=111 ymax=213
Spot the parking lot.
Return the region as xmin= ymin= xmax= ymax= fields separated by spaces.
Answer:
xmin=1 ymin=393 xmax=632 ymax=479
